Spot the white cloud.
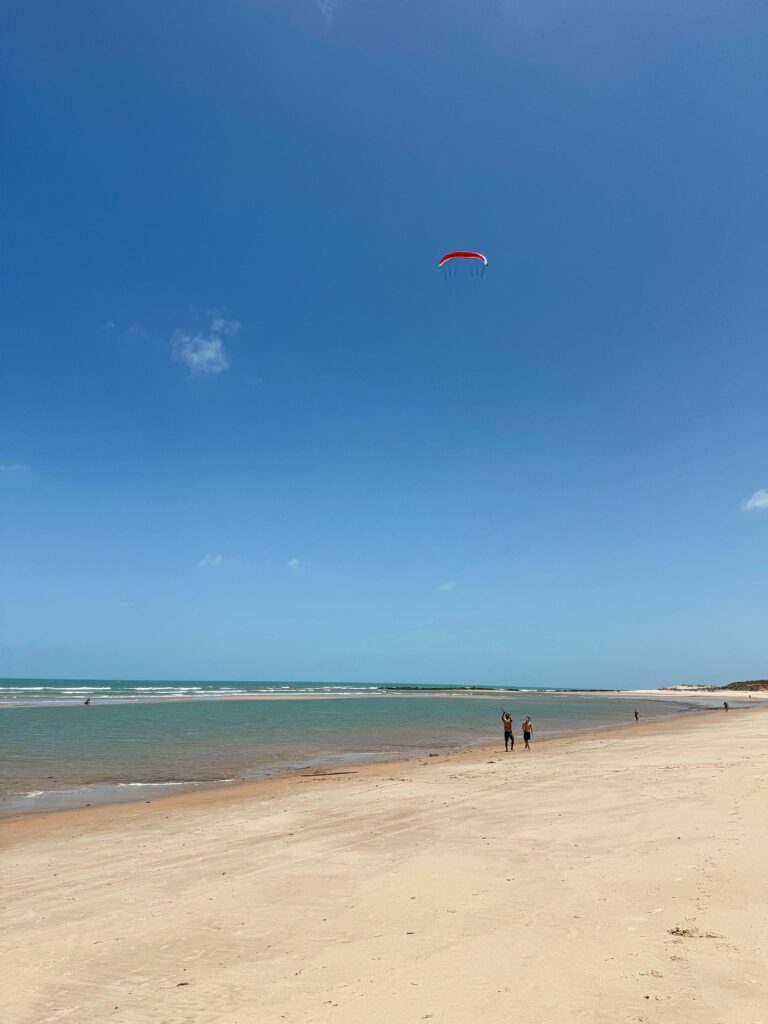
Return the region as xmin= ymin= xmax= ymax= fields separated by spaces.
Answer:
xmin=0 ymin=463 xmax=29 ymax=473
xmin=173 ymin=333 xmax=231 ymax=375
xmin=198 ymin=554 xmax=239 ymax=569
xmin=287 ymin=557 xmax=310 ymax=574
xmin=743 ymin=489 xmax=768 ymax=512
xmin=317 ymin=0 xmax=341 ymax=22
xmin=102 ymin=321 xmax=116 ymax=330
xmin=437 ymin=580 xmax=457 ymax=592
xmin=210 ymin=316 xmax=240 ymax=335
xmin=172 ymin=315 xmax=239 ymax=375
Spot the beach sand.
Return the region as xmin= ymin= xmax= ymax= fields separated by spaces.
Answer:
xmin=2 ymin=708 xmax=766 ymax=1024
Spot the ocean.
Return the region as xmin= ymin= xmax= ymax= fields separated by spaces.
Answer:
xmin=0 ymin=678 xmax=737 ymax=816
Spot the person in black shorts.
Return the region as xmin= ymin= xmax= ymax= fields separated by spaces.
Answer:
xmin=501 ymin=711 xmax=514 ymax=751
xmin=522 ymin=716 xmax=532 ymax=750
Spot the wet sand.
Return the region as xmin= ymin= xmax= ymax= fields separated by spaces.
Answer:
xmin=2 ymin=706 xmax=766 ymax=1024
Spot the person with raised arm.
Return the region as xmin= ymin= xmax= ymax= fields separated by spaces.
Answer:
xmin=501 ymin=710 xmax=514 ymax=752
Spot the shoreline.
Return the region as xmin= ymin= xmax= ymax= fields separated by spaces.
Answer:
xmin=3 ymin=695 xmax=763 ymax=820
xmin=2 ymin=706 xmax=766 ymax=1024
xmin=0 ymin=694 xmax=753 ymax=821
xmin=3 ymin=700 xmax=765 ymax=832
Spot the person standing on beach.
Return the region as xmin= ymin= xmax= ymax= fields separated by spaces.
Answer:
xmin=522 ymin=716 xmax=533 ymax=750
xmin=501 ymin=711 xmax=514 ymax=751
xmin=724 ymin=701 xmax=729 ymax=712
xmin=634 ymin=708 xmax=639 ymax=722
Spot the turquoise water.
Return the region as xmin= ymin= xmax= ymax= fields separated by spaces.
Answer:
xmin=0 ymin=679 xmax=740 ymax=815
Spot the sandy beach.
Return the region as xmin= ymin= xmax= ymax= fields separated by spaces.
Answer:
xmin=2 ymin=707 xmax=766 ymax=1024
xmin=618 ymin=688 xmax=768 ymax=701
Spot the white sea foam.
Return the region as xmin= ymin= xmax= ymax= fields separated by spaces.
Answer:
xmin=116 ymin=779 xmax=236 ymax=788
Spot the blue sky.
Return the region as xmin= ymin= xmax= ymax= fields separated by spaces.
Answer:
xmin=1 ymin=0 xmax=766 ymax=686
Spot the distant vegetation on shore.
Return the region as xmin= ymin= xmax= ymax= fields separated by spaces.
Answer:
xmin=663 ymin=680 xmax=768 ymax=692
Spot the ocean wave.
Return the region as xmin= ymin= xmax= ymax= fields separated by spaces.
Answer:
xmin=0 ymin=680 xmax=530 ymax=709
xmin=1 ymin=686 xmax=114 ymax=692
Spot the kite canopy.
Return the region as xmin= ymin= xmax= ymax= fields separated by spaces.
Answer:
xmin=438 ymin=250 xmax=488 ymax=268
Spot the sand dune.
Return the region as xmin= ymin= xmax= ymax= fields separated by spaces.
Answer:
xmin=2 ymin=709 xmax=766 ymax=1024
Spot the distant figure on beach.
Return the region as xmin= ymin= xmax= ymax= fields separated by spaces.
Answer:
xmin=522 ymin=716 xmax=533 ymax=750
xmin=723 ymin=701 xmax=729 ymax=712
xmin=83 ymin=697 xmax=91 ymax=706
xmin=634 ymin=708 xmax=639 ymax=722
xmin=501 ymin=711 xmax=514 ymax=751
